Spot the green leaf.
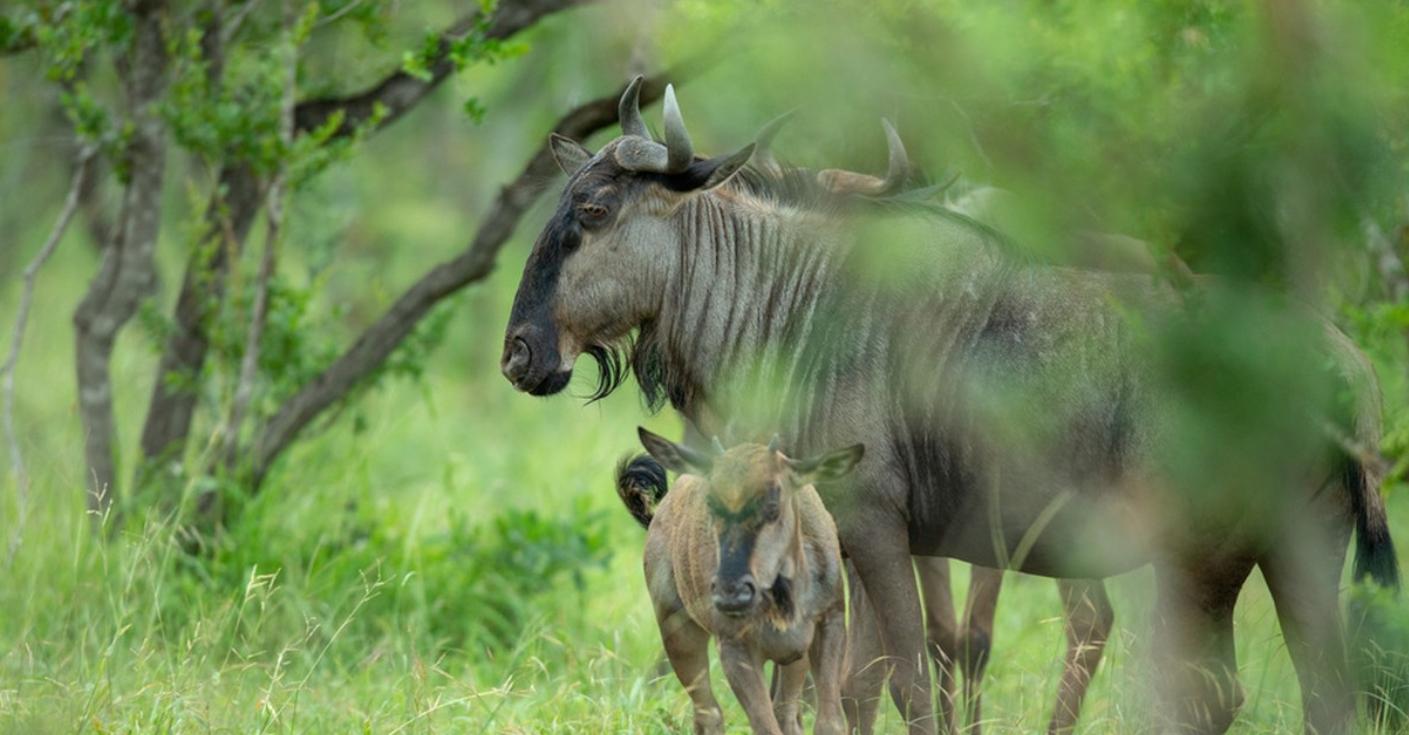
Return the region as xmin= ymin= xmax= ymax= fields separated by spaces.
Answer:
xmin=462 ymin=96 xmax=488 ymax=124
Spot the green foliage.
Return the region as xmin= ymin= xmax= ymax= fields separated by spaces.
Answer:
xmin=4 ymin=0 xmax=1409 ymax=732
xmin=28 ymin=0 xmax=131 ymax=81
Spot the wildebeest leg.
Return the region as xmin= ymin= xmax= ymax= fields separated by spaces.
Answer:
xmin=720 ymin=639 xmax=786 ymax=735
xmin=956 ymin=565 xmax=1002 ymax=733
xmin=656 ymin=604 xmax=725 ymax=735
xmin=914 ymin=557 xmax=960 ymax=734
xmin=842 ymin=560 xmax=886 ymax=734
xmin=773 ymin=656 xmax=809 ymax=735
xmin=1048 ymin=578 xmax=1114 ymax=734
xmin=1260 ymin=517 xmax=1354 ymax=735
xmin=811 ymin=605 xmax=850 ymax=735
xmin=1153 ymin=557 xmax=1255 ymax=734
xmin=849 ymin=532 xmax=938 ymax=735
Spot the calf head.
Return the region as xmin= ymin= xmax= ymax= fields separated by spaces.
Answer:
xmin=637 ymin=428 xmax=863 ymax=621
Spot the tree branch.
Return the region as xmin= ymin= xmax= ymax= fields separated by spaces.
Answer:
xmin=4 ymin=145 xmax=94 ymax=564
xmin=248 ymin=69 xmax=694 ymax=489
xmin=141 ymin=0 xmax=599 ymax=488
xmin=220 ymin=0 xmax=296 ymax=468
xmin=293 ymin=0 xmax=592 ymax=138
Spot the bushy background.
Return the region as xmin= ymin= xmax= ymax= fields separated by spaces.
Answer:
xmin=2 ymin=1 xmax=1408 ymax=732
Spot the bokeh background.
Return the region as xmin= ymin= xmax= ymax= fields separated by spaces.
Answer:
xmin=2 ymin=1 xmax=1408 ymax=732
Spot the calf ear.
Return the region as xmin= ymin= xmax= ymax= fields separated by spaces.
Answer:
xmin=550 ymin=134 xmax=593 ymax=176
xmin=787 ymin=444 xmax=864 ymax=482
xmin=638 ymin=427 xmax=714 ymax=474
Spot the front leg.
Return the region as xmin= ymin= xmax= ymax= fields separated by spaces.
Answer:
xmin=842 ymin=560 xmax=885 ymax=735
xmin=773 ymin=656 xmax=809 ymax=735
xmin=848 ymin=526 xmax=937 ymax=735
xmin=811 ymin=604 xmax=850 ymax=735
xmin=656 ymin=602 xmax=725 ymax=735
xmin=720 ymin=639 xmax=786 ymax=735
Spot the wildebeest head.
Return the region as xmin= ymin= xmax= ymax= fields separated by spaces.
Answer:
xmin=637 ymin=427 xmax=863 ymax=618
xmin=500 ymin=77 xmax=755 ymax=397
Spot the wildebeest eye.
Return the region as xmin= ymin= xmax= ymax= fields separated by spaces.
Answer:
xmin=577 ymin=202 xmax=609 ymax=225
xmin=759 ymin=485 xmax=781 ymax=522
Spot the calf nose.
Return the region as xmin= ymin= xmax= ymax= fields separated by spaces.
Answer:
xmin=501 ymin=336 xmax=531 ymax=383
xmin=712 ymin=577 xmax=757 ymax=614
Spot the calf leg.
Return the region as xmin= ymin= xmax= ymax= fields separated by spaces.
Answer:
xmin=812 ymin=605 xmax=851 ymax=735
xmin=1260 ymin=518 xmax=1354 ymax=735
xmin=843 ymin=561 xmax=887 ymax=734
xmin=1153 ymin=556 xmax=1255 ymax=734
xmin=1048 ymin=578 xmax=1114 ymax=735
xmin=720 ymin=639 xmax=787 ymax=735
xmin=849 ymin=532 xmax=938 ymax=735
xmin=915 ymin=557 xmax=960 ymax=733
xmin=958 ymin=565 xmax=1002 ymax=733
xmin=774 ymin=657 xmax=810 ymax=735
xmin=656 ymin=605 xmax=725 ymax=735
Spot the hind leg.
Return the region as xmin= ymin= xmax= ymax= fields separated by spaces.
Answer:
xmin=1048 ymin=578 xmax=1114 ymax=735
xmin=1260 ymin=517 xmax=1354 ymax=734
xmin=958 ymin=565 xmax=1002 ymax=733
xmin=916 ymin=557 xmax=960 ymax=733
xmin=1152 ymin=556 xmax=1255 ymax=734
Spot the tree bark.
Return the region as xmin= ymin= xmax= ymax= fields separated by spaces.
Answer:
xmin=72 ymin=1 xmax=169 ymax=516
xmin=221 ymin=0 xmax=296 ymax=467
xmin=137 ymin=165 xmax=261 ymax=476
xmin=246 ymin=71 xmax=687 ymax=491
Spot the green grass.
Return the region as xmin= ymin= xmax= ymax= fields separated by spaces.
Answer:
xmin=1 ymin=39 xmax=1406 ymax=729
xmin=1 ymin=288 xmax=1407 ymax=733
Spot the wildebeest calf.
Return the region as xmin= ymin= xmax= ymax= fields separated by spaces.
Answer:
xmin=619 ymin=427 xmax=863 ymax=735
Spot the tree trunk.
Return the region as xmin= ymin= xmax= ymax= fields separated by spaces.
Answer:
xmin=137 ymin=164 xmax=260 ymax=481
xmin=72 ymin=1 xmax=169 ymax=517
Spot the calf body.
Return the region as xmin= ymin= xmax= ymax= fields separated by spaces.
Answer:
xmin=622 ymin=430 xmax=860 ymax=735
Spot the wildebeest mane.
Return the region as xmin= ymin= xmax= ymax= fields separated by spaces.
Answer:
xmin=582 ymin=160 xmax=1021 ymax=410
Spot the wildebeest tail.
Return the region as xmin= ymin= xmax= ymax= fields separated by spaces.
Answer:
xmin=1347 ymin=455 xmax=1400 ymax=590
xmin=616 ymin=454 xmax=668 ymax=529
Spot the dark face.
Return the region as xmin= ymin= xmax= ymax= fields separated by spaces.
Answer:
xmin=500 ymin=122 xmax=754 ymax=398
xmin=635 ymin=427 xmax=865 ymax=618
xmin=501 ymin=151 xmax=640 ymax=396
xmin=703 ymin=447 xmax=793 ymax=616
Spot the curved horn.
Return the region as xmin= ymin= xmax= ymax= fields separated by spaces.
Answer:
xmin=618 ymin=75 xmax=649 ymax=139
xmin=711 ymin=436 xmax=727 ymax=455
xmin=815 ymin=118 xmax=910 ymax=196
xmin=877 ymin=118 xmax=910 ymax=195
xmin=755 ymin=110 xmax=795 ymax=170
xmin=662 ymin=84 xmax=694 ymax=172
xmin=767 ymin=434 xmax=782 ymax=453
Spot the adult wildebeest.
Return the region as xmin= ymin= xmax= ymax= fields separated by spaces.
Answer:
xmin=825 ymin=170 xmax=1121 ymax=735
xmin=500 ymin=78 xmax=1399 ymax=734
xmin=619 ymin=429 xmax=862 ymax=735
